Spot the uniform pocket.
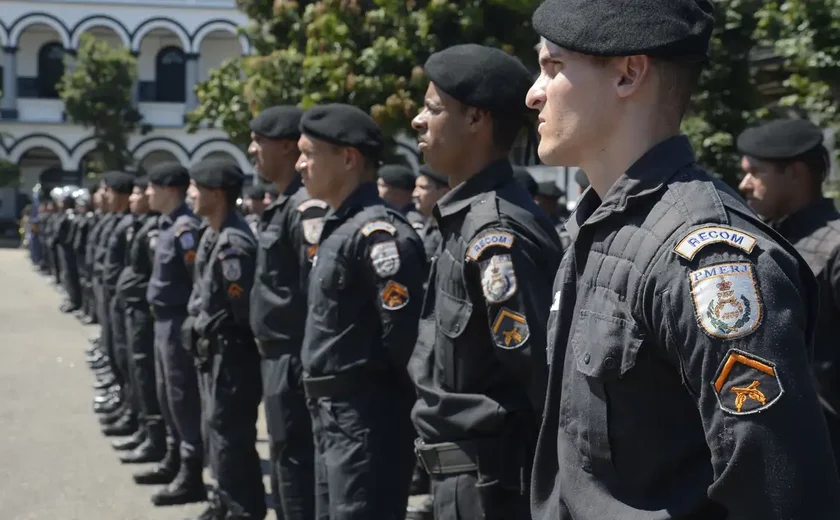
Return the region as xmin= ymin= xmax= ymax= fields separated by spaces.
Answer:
xmin=566 ymin=309 xmax=643 ymax=474
xmin=436 ymin=290 xmax=473 ymax=390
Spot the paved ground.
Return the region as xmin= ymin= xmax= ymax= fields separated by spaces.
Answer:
xmin=0 ymin=248 xmax=271 ymax=520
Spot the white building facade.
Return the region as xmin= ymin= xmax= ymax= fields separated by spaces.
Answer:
xmin=0 ymin=0 xmax=252 ymax=200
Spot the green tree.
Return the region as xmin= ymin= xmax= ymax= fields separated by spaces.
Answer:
xmin=59 ymin=34 xmax=148 ymax=172
xmin=190 ymin=0 xmax=541 ymax=148
xmin=0 ymin=159 xmax=20 ymax=188
xmin=681 ymin=0 xmax=764 ymax=185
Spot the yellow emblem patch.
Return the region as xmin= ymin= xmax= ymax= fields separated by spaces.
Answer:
xmin=491 ymin=308 xmax=530 ymax=349
xmin=712 ymin=349 xmax=783 ymax=415
xmin=361 ymin=221 xmax=397 ymax=237
xmin=674 ymin=226 xmax=757 ymax=261
xmin=380 ymin=280 xmax=409 ymax=310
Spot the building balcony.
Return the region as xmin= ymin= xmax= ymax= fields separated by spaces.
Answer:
xmin=6 ymin=96 xmax=189 ymax=128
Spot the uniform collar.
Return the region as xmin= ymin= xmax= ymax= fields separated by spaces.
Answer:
xmin=773 ymin=197 xmax=839 ymax=239
xmin=565 ymin=135 xmax=696 ymax=241
xmin=327 ymin=181 xmax=380 ymax=222
xmin=434 ymin=159 xmax=513 ymax=221
xmin=266 ymin=175 xmax=303 ymax=212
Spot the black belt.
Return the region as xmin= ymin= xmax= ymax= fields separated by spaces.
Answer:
xmin=150 ymin=305 xmax=188 ymax=320
xmin=414 ymin=439 xmax=481 ymax=475
xmin=255 ymin=339 xmax=301 ymax=358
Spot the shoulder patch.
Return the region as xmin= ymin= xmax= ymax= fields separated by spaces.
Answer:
xmin=370 ymin=240 xmax=401 ymax=277
xmin=302 ymin=217 xmax=325 ymax=245
xmin=218 ymin=246 xmax=243 ymax=260
xmin=480 ymin=254 xmax=517 ymax=304
xmin=690 ymin=262 xmax=761 ymax=340
xmin=380 ymin=280 xmax=409 ymax=310
xmin=712 ymin=349 xmax=783 ymax=415
xmin=491 ymin=308 xmax=530 ymax=349
xmin=298 ymin=199 xmax=329 ymax=212
xmin=361 ymin=221 xmax=397 ymax=237
xmin=674 ymin=226 xmax=757 ymax=260
xmin=412 ymin=221 xmax=425 ymax=231
xmin=466 ymin=231 xmax=514 ymax=261
xmin=221 ymin=255 xmax=242 ymax=281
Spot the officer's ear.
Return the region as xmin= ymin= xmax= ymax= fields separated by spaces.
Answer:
xmin=613 ymin=55 xmax=651 ymax=99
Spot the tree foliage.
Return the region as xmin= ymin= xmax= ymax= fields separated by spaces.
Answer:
xmin=0 ymin=158 xmax=20 ymax=188
xmin=59 ymin=34 xmax=148 ymax=172
xmin=190 ymin=0 xmax=541 ymax=148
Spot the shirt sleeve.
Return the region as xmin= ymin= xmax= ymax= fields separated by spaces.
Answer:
xmin=464 ymin=227 xmax=550 ymax=415
xmin=358 ymin=221 xmax=425 ymax=374
xmin=216 ymin=238 xmax=257 ymax=328
xmin=646 ymin=237 xmax=840 ymax=518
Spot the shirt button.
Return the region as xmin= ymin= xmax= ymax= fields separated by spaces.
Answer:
xmin=604 ymin=357 xmax=617 ymax=369
xmin=583 ymin=353 xmax=591 ymax=364
xmin=454 ymin=324 xmax=460 ymax=332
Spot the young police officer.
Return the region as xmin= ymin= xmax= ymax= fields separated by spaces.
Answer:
xmin=187 ymin=159 xmax=265 ymax=520
xmin=409 ymin=43 xmax=562 ymax=520
xmin=248 ymin=105 xmax=325 ymax=520
xmin=737 ymin=118 xmax=840 ymax=474
xmin=297 ymin=104 xmax=426 ymax=518
xmin=142 ymin=164 xmax=205 ymax=505
xmin=527 ymin=1 xmax=840 ymax=518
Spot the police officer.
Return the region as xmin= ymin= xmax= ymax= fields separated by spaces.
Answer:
xmin=141 ymin=163 xmax=206 ymax=506
xmin=243 ymin=185 xmax=266 ymax=236
xmin=535 ymin=181 xmax=569 ymax=237
xmin=186 ymin=159 xmax=265 ymax=520
xmin=377 ymin=163 xmax=425 ymax=229
xmin=45 ymin=191 xmax=62 ymax=285
xmin=737 ymin=118 xmax=840 ymax=471
xmin=412 ymin=164 xmax=450 ymax=265
xmin=264 ymin=184 xmax=280 ymax=205
xmin=57 ymin=186 xmax=83 ymax=313
xmin=72 ymin=188 xmax=96 ymax=324
xmin=526 ymin=1 xmax=840 ymax=518
xmin=102 ymin=173 xmax=139 ymax=438
xmin=87 ymin=184 xmax=118 ymax=380
xmin=116 ymin=177 xmax=166 ymax=464
xmin=409 ymin=44 xmax=563 ymax=520
xmin=298 ymin=104 xmax=426 ymax=518
xmin=248 ymin=105 xmax=323 ymax=520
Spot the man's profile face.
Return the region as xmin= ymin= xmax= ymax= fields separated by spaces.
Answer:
xmin=411 ymin=82 xmax=471 ymax=175
xmin=526 ymin=41 xmax=615 ymax=167
xmin=738 ymin=156 xmax=796 ymax=221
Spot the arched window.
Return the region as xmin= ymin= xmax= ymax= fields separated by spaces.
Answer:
xmin=155 ymin=47 xmax=185 ymax=103
xmin=37 ymin=43 xmax=65 ymax=99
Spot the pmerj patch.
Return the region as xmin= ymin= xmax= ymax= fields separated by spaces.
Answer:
xmin=301 ymin=217 xmax=325 ymax=245
xmin=178 ymin=231 xmax=195 ymax=250
xmin=370 ymin=240 xmax=401 ymax=278
xmin=221 ymin=256 xmax=242 ymax=282
xmin=466 ymin=231 xmax=514 ymax=261
xmin=480 ymin=254 xmax=517 ymax=304
xmin=690 ymin=262 xmax=761 ymax=339
xmin=674 ymin=226 xmax=757 ymax=260
xmin=711 ymin=348 xmax=783 ymax=415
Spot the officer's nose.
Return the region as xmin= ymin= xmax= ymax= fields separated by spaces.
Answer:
xmin=738 ymin=174 xmax=753 ymax=195
xmin=526 ymin=76 xmax=547 ymax=111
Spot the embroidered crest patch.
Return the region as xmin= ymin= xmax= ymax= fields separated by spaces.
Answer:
xmin=184 ymin=250 xmax=196 ymax=264
xmin=297 ymin=199 xmax=329 ymax=212
xmin=480 ymin=254 xmax=517 ymax=304
xmin=361 ymin=221 xmax=397 ymax=237
xmin=178 ymin=231 xmax=195 ymax=250
xmin=380 ymin=280 xmax=409 ymax=310
xmin=370 ymin=241 xmax=401 ymax=278
xmin=221 ymin=257 xmax=242 ymax=281
xmin=712 ymin=349 xmax=783 ymax=415
xmin=228 ymin=283 xmax=244 ymax=299
xmin=466 ymin=231 xmax=514 ymax=261
xmin=302 ymin=218 xmax=325 ymax=245
xmin=491 ymin=308 xmax=530 ymax=349
xmin=674 ymin=226 xmax=757 ymax=261
xmin=690 ymin=262 xmax=761 ymax=339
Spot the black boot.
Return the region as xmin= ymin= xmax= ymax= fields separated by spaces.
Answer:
xmin=189 ymin=492 xmax=226 ymax=520
xmin=120 ymin=421 xmax=166 ymax=463
xmin=93 ymin=396 xmax=122 ymax=415
xmin=150 ymin=457 xmax=206 ymax=506
xmin=102 ymin=414 xmax=137 ymax=437
xmin=98 ymin=405 xmax=128 ymax=425
xmin=111 ymin=428 xmax=146 ymax=451
xmin=134 ymin=444 xmax=180 ymax=485
xmin=93 ymin=376 xmax=116 ymax=390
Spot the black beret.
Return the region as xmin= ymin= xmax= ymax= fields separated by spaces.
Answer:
xmin=378 ymin=164 xmax=416 ymax=190
xmin=103 ymin=171 xmax=135 ymax=194
xmin=513 ymin=167 xmax=538 ymax=197
xmin=419 ymin=164 xmax=448 ymax=187
xmin=424 ymin=44 xmax=531 ymax=115
xmin=736 ymin=119 xmax=825 ymax=161
xmin=264 ymin=184 xmax=280 ymax=198
xmin=533 ymin=0 xmax=715 ymax=61
xmin=537 ymin=181 xmax=564 ymax=199
xmin=148 ymin=163 xmax=190 ymax=187
xmin=133 ymin=176 xmax=149 ymax=190
xmin=250 ymin=106 xmax=304 ymax=140
xmin=300 ymin=104 xmax=383 ymax=159
xmin=189 ymin=159 xmax=246 ymax=190
xmin=245 ymin=185 xmax=266 ymax=199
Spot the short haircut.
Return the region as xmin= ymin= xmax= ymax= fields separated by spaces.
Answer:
xmin=651 ymin=58 xmax=703 ymax=122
